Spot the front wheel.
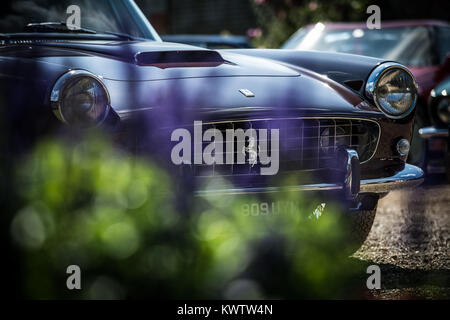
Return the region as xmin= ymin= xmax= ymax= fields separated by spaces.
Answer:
xmin=342 ymin=206 xmax=377 ymax=254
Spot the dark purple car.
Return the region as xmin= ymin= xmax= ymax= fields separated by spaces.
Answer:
xmin=0 ymin=0 xmax=424 ymax=249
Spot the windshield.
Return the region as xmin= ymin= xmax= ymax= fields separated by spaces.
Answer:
xmin=0 ymin=0 xmax=159 ymax=40
xmin=283 ymin=25 xmax=434 ymax=67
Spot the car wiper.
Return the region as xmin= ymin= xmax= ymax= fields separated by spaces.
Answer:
xmin=24 ymin=22 xmax=138 ymax=41
xmin=25 ymin=22 xmax=97 ymax=34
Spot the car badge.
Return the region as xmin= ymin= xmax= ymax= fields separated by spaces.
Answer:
xmin=239 ymin=89 xmax=255 ymax=98
xmin=242 ymin=136 xmax=258 ymax=167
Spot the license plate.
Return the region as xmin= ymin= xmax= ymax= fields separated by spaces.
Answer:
xmin=241 ymin=201 xmax=326 ymax=219
xmin=241 ymin=200 xmax=300 ymax=217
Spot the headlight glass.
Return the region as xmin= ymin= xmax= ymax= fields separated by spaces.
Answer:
xmin=51 ymin=70 xmax=110 ymax=128
xmin=366 ymin=63 xmax=418 ymax=119
xmin=437 ymin=98 xmax=450 ymax=124
xmin=375 ymin=68 xmax=417 ymax=117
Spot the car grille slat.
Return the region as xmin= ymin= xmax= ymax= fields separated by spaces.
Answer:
xmin=189 ymin=118 xmax=379 ymax=177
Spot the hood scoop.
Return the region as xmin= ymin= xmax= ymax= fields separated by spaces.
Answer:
xmin=134 ymin=50 xmax=227 ymax=69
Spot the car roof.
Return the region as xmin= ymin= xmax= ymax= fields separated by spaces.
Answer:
xmin=303 ymin=20 xmax=449 ymax=30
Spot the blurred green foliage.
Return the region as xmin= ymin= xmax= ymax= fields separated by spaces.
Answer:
xmin=10 ymin=134 xmax=366 ymax=299
xmin=250 ymin=0 xmax=371 ymax=48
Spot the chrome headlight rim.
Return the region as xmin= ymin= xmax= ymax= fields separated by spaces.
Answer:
xmin=50 ymin=69 xmax=111 ymax=127
xmin=365 ymin=62 xmax=418 ymax=120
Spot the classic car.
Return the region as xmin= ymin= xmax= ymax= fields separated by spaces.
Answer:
xmin=161 ymin=34 xmax=253 ymax=49
xmin=0 ymin=0 xmax=424 ymax=250
xmin=283 ymin=20 xmax=450 ymax=168
xmin=419 ymin=75 xmax=450 ymax=179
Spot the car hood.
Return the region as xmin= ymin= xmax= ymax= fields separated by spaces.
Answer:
xmin=0 ymin=41 xmax=379 ymax=118
xmin=3 ymin=41 xmax=300 ymax=81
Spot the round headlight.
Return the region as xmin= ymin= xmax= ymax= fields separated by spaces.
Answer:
xmin=365 ymin=62 xmax=418 ymax=119
xmin=51 ymin=70 xmax=110 ymax=127
xmin=437 ymin=97 xmax=450 ymax=124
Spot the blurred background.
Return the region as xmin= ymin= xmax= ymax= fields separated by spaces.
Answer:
xmin=136 ymin=0 xmax=450 ymax=48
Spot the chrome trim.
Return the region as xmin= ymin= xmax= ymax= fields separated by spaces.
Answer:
xmin=365 ymin=62 xmax=418 ymax=119
xmin=195 ymin=164 xmax=424 ymax=196
xmin=341 ymin=148 xmax=360 ymax=200
xmin=196 ymin=184 xmax=342 ymax=196
xmin=117 ymin=107 xmax=154 ymax=115
xmin=419 ymin=126 xmax=449 ymax=139
xmin=239 ymin=89 xmax=255 ymax=98
xmin=202 ymin=117 xmax=382 ymax=165
xmin=359 ymin=164 xmax=424 ymax=193
xmin=127 ymin=0 xmax=162 ymax=42
xmin=50 ymin=69 xmax=111 ymax=125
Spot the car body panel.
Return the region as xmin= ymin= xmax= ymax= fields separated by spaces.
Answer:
xmin=296 ymin=20 xmax=449 ymax=30
xmin=0 ymin=43 xmax=385 ymax=115
xmin=0 ymin=41 xmax=414 ymax=174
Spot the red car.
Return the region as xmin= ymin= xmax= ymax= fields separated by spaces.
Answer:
xmin=283 ymin=20 xmax=450 ymax=167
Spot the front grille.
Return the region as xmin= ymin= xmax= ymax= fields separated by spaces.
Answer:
xmin=188 ymin=118 xmax=380 ymax=177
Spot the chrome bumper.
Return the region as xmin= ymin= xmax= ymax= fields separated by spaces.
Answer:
xmin=359 ymin=164 xmax=424 ymax=193
xmin=419 ymin=126 xmax=449 ymax=139
xmin=196 ymin=149 xmax=424 ymax=197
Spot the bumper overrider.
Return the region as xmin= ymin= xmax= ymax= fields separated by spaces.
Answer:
xmin=196 ymin=148 xmax=424 ymax=198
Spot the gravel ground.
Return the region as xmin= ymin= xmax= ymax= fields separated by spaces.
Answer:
xmin=354 ymin=183 xmax=450 ymax=299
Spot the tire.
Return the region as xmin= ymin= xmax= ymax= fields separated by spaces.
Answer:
xmin=446 ymin=151 xmax=450 ymax=184
xmin=342 ymin=207 xmax=377 ymax=254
